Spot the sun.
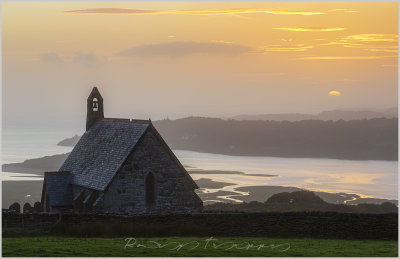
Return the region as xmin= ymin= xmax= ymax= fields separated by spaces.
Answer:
xmin=328 ymin=90 xmax=341 ymax=96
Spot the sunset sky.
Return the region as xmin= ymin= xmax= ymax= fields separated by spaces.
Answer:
xmin=2 ymin=2 xmax=398 ymax=130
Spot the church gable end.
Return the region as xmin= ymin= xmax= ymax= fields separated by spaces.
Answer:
xmin=42 ymin=87 xmax=202 ymax=214
xmin=101 ymin=127 xmax=202 ymax=214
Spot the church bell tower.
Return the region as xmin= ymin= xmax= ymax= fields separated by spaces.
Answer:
xmin=86 ymin=87 xmax=104 ymax=131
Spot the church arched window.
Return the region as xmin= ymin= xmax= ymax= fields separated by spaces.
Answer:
xmin=92 ymin=98 xmax=99 ymax=111
xmin=145 ymin=172 xmax=156 ymax=206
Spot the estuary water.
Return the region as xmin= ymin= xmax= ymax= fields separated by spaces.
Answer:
xmin=1 ymin=129 xmax=398 ymax=201
xmin=175 ymin=150 xmax=398 ymax=200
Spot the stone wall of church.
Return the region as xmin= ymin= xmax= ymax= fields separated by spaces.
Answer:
xmin=99 ymin=128 xmax=203 ymax=214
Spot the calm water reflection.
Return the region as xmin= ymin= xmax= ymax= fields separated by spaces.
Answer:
xmin=175 ymin=150 xmax=398 ymax=200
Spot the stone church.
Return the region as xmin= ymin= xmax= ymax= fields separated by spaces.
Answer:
xmin=41 ymin=87 xmax=203 ymax=214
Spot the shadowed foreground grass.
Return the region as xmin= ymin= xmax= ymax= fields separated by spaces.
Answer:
xmin=2 ymin=236 xmax=398 ymax=257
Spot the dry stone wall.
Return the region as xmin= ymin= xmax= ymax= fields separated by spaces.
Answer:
xmin=2 ymin=211 xmax=397 ymax=240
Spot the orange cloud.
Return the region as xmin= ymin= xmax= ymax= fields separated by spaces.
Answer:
xmin=322 ymin=34 xmax=398 ymax=54
xmin=345 ymin=34 xmax=398 ymax=43
xmin=65 ymin=8 xmax=155 ymax=14
xmin=323 ymin=34 xmax=398 ymax=46
xmin=328 ymin=9 xmax=357 ymax=13
xmin=258 ymin=44 xmax=313 ymax=52
xmin=301 ymin=55 xmax=397 ymax=60
xmin=367 ymin=48 xmax=398 ymax=53
xmin=261 ymin=10 xmax=323 ymax=15
xmin=274 ymin=27 xmax=346 ymax=32
xmin=64 ymin=8 xmax=324 ymax=16
xmin=211 ymin=40 xmax=232 ymax=43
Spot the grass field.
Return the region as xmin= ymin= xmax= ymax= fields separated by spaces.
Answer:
xmin=2 ymin=236 xmax=398 ymax=257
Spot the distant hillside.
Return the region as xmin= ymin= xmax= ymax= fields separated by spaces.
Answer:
xmin=232 ymin=108 xmax=397 ymax=121
xmin=57 ymin=135 xmax=80 ymax=147
xmin=55 ymin=117 xmax=398 ymax=161
xmin=232 ymin=113 xmax=314 ymax=121
xmin=2 ymin=153 xmax=70 ymax=174
xmin=153 ymin=117 xmax=398 ymax=161
xmin=384 ymin=107 xmax=398 ymax=117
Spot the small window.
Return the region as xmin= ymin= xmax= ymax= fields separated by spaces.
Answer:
xmin=145 ymin=173 xmax=155 ymax=206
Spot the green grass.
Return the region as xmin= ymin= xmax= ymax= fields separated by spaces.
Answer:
xmin=2 ymin=236 xmax=398 ymax=257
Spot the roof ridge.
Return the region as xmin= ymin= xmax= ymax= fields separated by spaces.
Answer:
xmin=130 ymin=119 xmax=150 ymax=124
xmin=96 ymin=118 xmax=151 ymax=124
xmin=45 ymin=171 xmax=70 ymax=176
xmin=97 ymin=118 xmax=130 ymax=122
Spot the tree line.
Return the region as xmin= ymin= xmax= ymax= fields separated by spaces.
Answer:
xmin=153 ymin=117 xmax=398 ymax=160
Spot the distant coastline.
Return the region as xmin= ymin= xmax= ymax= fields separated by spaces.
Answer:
xmin=231 ymin=108 xmax=397 ymax=121
xmin=58 ymin=116 xmax=398 ymax=161
xmin=57 ymin=134 xmax=80 ymax=147
xmin=2 ymin=153 xmax=70 ymax=175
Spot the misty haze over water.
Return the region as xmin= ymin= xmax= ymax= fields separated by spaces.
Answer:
xmin=2 ymin=127 xmax=397 ymax=201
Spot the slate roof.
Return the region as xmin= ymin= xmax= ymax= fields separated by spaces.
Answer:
xmin=44 ymin=172 xmax=73 ymax=207
xmin=59 ymin=119 xmax=149 ymax=191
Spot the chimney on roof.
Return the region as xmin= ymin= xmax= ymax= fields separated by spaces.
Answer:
xmin=86 ymin=87 xmax=104 ymax=131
